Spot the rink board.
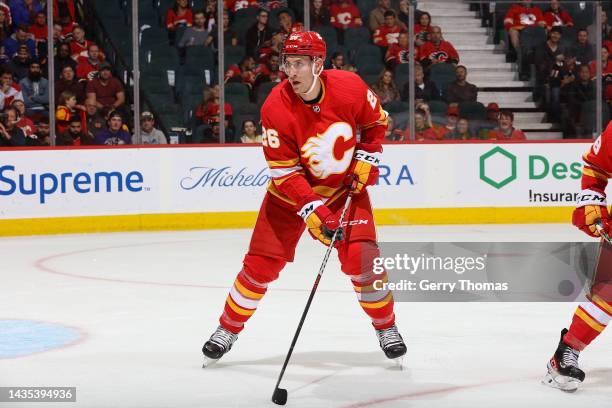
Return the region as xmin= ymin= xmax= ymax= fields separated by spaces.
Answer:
xmin=0 ymin=142 xmax=591 ymax=235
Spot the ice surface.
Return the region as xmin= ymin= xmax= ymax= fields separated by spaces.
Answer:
xmin=0 ymin=224 xmax=610 ymax=407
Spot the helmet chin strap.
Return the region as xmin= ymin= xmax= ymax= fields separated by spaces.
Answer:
xmin=298 ymin=58 xmax=323 ymax=98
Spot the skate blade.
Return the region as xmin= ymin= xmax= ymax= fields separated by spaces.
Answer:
xmin=202 ymin=356 xmax=220 ymax=368
xmin=542 ymin=372 xmax=580 ymax=392
xmin=391 ymin=356 xmax=405 ymax=371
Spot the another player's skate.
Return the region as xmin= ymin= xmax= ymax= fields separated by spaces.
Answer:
xmin=202 ymin=326 xmax=238 ymax=368
xmin=542 ymin=329 xmax=585 ymax=392
xmin=376 ymin=324 xmax=407 ymax=365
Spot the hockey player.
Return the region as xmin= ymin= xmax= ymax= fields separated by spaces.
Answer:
xmin=202 ymin=31 xmax=406 ymax=367
xmin=543 ymin=121 xmax=612 ymax=391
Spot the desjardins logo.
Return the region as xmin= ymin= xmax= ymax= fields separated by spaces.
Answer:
xmin=479 ymin=147 xmax=517 ymax=189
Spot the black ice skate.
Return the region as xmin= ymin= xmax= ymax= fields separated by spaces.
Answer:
xmin=202 ymin=326 xmax=238 ymax=368
xmin=542 ymin=329 xmax=585 ymax=392
xmin=376 ymin=325 xmax=407 ymax=363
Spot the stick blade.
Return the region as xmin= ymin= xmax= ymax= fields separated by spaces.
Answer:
xmin=272 ymin=388 xmax=288 ymax=405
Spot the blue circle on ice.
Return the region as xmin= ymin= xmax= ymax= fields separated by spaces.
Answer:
xmin=0 ymin=320 xmax=83 ymax=358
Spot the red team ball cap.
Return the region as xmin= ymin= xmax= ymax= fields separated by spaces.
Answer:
xmin=281 ymin=31 xmax=327 ymax=60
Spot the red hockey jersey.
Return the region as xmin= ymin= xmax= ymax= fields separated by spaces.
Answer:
xmin=580 ymin=121 xmax=612 ymax=193
xmin=329 ymin=2 xmax=362 ymax=29
xmin=543 ymin=9 xmax=573 ymax=29
xmin=261 ymin=69 xmax=387 ymax=208
xmin=372 ymin=24 xmax=404 ymax=47
xmin=418 ymin=40 xmax=459 ymax=64
xmin=504 ymin=4 xmax=545 ymax=30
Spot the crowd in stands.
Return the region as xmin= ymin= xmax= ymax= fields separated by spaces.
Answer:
xmin=3 ymin=0 xmax=612 ymax=146
xmin=0 ymin=0 xmax=168 ymax=147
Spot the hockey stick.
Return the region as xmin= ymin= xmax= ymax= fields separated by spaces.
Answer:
xmin=595 ymin=220 xmax=612 ymax=244
xmin=272 ymin=188 xmax=355 ymax=406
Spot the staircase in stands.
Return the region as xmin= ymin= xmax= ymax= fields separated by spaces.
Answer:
xmin=417 ymin=0 xmax=562 ymax=139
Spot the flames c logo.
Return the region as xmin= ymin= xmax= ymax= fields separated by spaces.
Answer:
xmin=302 ymin=122 xmax=354 ymax=179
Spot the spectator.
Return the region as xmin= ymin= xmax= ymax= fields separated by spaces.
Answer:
xmin=401 ymin=63 xmax=440 ymax=102
xmin=86 ymin=62 xmax=126 ymax=111
xmin=567 ymin=29 xmax=594 ymax=67
xmin=563 ymin=64 xmax=594 ymax=137
xmin=0 ymin=107 xmax=25 ymax=146
xmin=397 ymin=0 xmax=410 ymax=29
xmin=7 ymin=44 xmax=33 ymax=81
xmin=418 ymin=26 xmax=459 ymax=69
xmin=56 ymin=90 xmax=86 ymax=134
xmin=19 ymin=60 xmax=48 ymax=112
xmin=178 ymin=9 xmax=208 ymax=48
xmin=327 ymin=51 xmax=346 ymax=69
xmin=504 ymin=0 xmax=546 ymax=62
xmin=311 ymin=0 xmax=330 ymax=28
xmin=373 ymin=10 xmax=405 ymax=49
xmin=534 ymin=27 xmax=563 ymax=90
xmin=477 ymin=102 xmax=500 ymax=138
xmin=194 ymin=114 xmax=223 ymax=143
xmin=543 ymin=0 xmax=573 ymax=30
xmin=52 ymin=22 xmax=63 ymax=43
xmin=11 ymin=99 xmax=35 ymax=138
xmin=0 ymin=9 xmax=10 ymax=42
xmin=10 ymin=0 xmax=43 ymax=27
xmin=255 ymin=52 xmax=286 ymax=84
xmin=54 ymin=43 xmax=77 ymax=79
xmin=603 ymin=10 xmax=612 ymax=40
xmin=205 ymin=9 xmax=238 ymax=50
xmin=93 ymin=111 xmax=131 ymax=145
xmin=76 ymin=43 xmax=103 ymax=81
xmin=133 ymin=111 xmax=166 ymax=144
xmin=239 ymin=119 xmax=262 ymax=143
xmin=445 ymin=65 xmax=478 ymax=104
xmin=371 ymin=68 xmax=400 ymax=105
xmin=33 ymin=116 xmax=49 ymax=145
xmin=415 ymin=11 xmax=432 ymax=46
xmin=195 ymin=85 xmax=233 ymax=126
xmin=70 ymin=26 xmax=94 ymax=59
xmin=277 ymin=9 xmax=304 ymax=40
xmin=257 ymin=31 xmax=284 ymax=62
xmin=224 ymin=55 xmax=257 ymax=90
xmin=437 ymin=105 xmax=459 ymax=138
xmin=28 ymin=11 xmax=47 ymax=44
xmin=547 ymin=53 xmax=576 ymax=122
xmin=589 ymin=46 xmax=612 ymax=103
xmin=3 ymin=24 xmax=36 ymax=58
xmin=447 ymin=117 xmax=473 ymax=140
xmin=203 ymin=0 xmax=217 ymax=32
xmin=330 ymin=0 xmax=362 ymax=45
xmin=369 ymin=0 xmax=391 ymax=32
xmin=57 ymin=116 xmax=93 ymax=146
xmin=55 ymin=65 xmax=86 ymax=105
xmin=58 ymin=14 xmax=77 ymax=43
xmin=488 ymin=110 xmax=526 ymax=139
xmin=85 ymin=100 xmax=106 ymax=139
xmin=413 ymin=108 xmax=438 ymax=141
xmin=245 ymin=9 xmax=273 ymax=58
xmin=0 ymin=68 xmax=23 ymax=110
xmin=385 ymin=31 xmax=411 ymax=68
xmin=166 ymin=0 xmax=193 ymax=46
xmin=0 ymin=44 xmax=8 ymax=65
xmin=0 ymin=2 xmax=11 ymax=25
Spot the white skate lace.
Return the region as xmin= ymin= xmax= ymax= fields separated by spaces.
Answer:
xmin=210 ymin=326 xmax=238 ymax=351
xmin=561 ymin=347 xmax=580 ymax=368
xmin=377 ymin=326 xmax=403 ymax=348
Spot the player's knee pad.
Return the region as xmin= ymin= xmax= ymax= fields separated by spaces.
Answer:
xmin=242 ymin=253 xmax=286 ymax=284
xmin=338 ymin=240 xmax=380 ymax=277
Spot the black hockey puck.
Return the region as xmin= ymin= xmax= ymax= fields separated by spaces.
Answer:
xmin=272 ymin=388 xmax=287 ymax=405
